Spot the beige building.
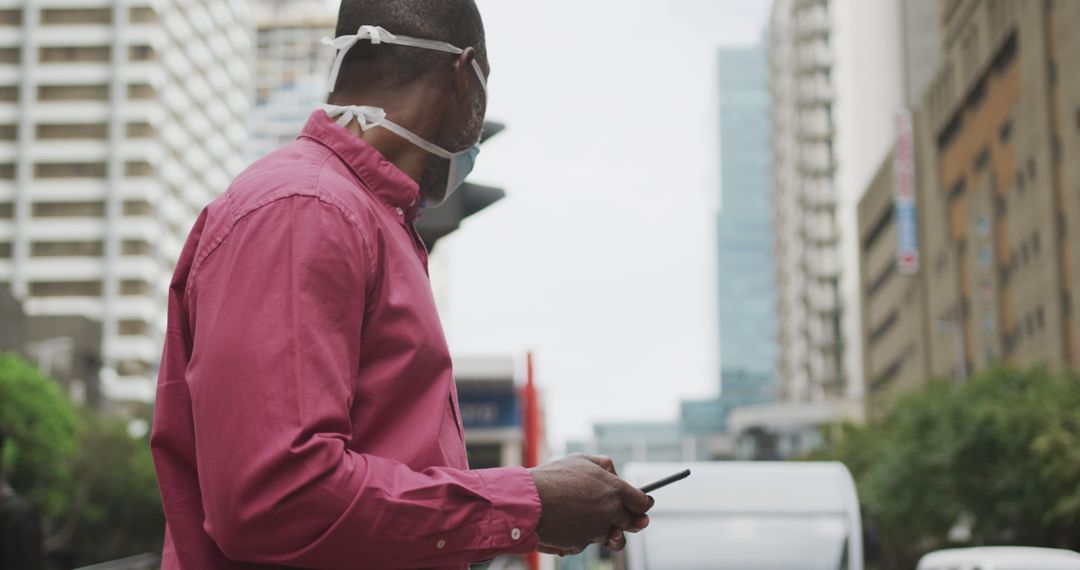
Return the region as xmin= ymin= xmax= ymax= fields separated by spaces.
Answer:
xmin=859 ymin=0 xmax=1080 ymax=415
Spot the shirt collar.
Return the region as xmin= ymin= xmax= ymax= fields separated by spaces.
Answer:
xmin=298 ymin=109 xmax=423 ymax=220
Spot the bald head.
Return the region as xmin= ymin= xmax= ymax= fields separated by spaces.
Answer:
xmin=330 ymin=0 xmax=486 ymax=100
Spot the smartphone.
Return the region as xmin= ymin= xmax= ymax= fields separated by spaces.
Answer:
xmin=638 ymin=468 xmax=691 ymax=493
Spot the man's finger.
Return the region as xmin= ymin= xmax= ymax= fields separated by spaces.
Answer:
xmin=626 ymin=514 xmax=650 ymax=533
xmin=604 ymin=528 xmax=628 ymax=552
xmin=578 ymin=453 xmax=617 ymax=475
xmin=537 ymin=545 xmax=573 ymax=556
xmin=617 ymin=479 xmax=653 ymax=513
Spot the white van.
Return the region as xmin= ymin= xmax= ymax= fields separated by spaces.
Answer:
xmin=917 ymin=547 xmax=1080 ymax=570
xmin=621 ymin=462 xmax=863 ymax=570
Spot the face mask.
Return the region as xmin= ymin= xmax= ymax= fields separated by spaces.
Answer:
xmin=321 ymin=25 xmax=487 ymax=206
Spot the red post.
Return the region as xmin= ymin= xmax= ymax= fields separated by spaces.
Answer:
xmin=523 ymin=351 xmax=540 ymax=569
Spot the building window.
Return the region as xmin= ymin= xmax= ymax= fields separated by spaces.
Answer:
xmin=122 ymin=201 xmax=153 ymax=216
xmin=36 ymin=123 xmax=108 ymax=140
xmin=39 ymin=46 xmax=111 ymax=64
xmin=0 ymin=9 xmax=21 ymax=26
xmin=0 ymin=86 xmax=16 ymax=101
xmin=35 ymin=162 xmax=107 ymax=179
xmin=0 ymin=163 xmax=15 ymax=179
xmin=41 ymin=8 xmax=112 ymax=25
xmin=869 ymin=311 xmax=899 ymax=345
xmin=127 ymin=83 xmax=156 ymax=100
xmin=949 ymin=178 xmax=966 ymax=202
xmin=126 ymin=122 xmax=155 ymax=138
xmin=974 ymin=146 xmax=991 ymax=172
xmin=120 ymin=279 xmax=153 ymax=296
xmin=129 ymin=7 xmax=158 ymax=23
xmin=0 ymin=242 xmax=11 ymax=258
xmin=38 ymin=84 xmax=109 ymax=101
xmin=124 ymin=161 xmax=154 ymax=177
xmin=866 ymin=261 xmax=897 ymax=299
xmin=30 ymin=240 xmax=104 ymax=257
xmin=31 ymin=201 xmax=106 ymax=217
xmin=0 ymin=203 xmax=12 ymax=218
xmin=118 ymin=319 xmax=150 ymax=336
xmin=0 ymin=125 xmax=16 ymax=140
xmin=128 ymin=45 xmax=156 ymax=62
xmin=0 ymin=47 xmax=20 ymax=64
xmin=862 ymin=204 xmax=895 ymax=252
xmin=29 ymin=280 xmax=102 ymax=297
xmin=121 ymin=240 xmax=153 ymax=255
xmin=999 ymin=119 xmax=1013 ymax=143
xmin=116 ymin=360 xmax=151 ymax=376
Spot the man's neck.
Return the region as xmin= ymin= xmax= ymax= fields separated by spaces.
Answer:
xmin=335 ymin=88 xmax=443 ymax=184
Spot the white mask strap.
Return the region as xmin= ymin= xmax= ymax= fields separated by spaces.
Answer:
xmin=319 ymin=104 xmax=461 ymax=160
xmin=322 ymin=25 xmax=487 ymax=94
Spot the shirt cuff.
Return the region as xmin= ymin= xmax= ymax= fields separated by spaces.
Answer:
xmin=476 ymin=466 xmax=542 ymax=555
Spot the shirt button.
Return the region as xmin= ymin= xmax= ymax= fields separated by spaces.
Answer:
xmin=511 ymin=528 xmax=522 ymax=541
xmin=395 ymin=207 xmax=404 ymax=216
xmin=436 ymin=539 xmax=446 ymax=550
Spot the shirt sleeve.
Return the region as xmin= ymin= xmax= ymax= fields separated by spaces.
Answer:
xmin=183 ymin=195 xmax=541 ymax=569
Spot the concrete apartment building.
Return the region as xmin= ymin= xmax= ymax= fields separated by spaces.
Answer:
xmin=0 ymin=1 xmax=251 ymax=404
xmin=768 ymin=0 xmax=937 ymax=421
xmin=859 ymin=0 xmax=1080 ymax=415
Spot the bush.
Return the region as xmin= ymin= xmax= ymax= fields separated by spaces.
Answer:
xmin=0 ymin=353 xmax=164 ymax=568
xmin=0 ymin=352 xmax=78 ymax=521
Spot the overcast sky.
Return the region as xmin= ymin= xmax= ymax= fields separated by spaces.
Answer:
xmin=419 ymin=0 xmax=773 ymax=448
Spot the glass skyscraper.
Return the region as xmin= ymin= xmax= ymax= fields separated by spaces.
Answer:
xmin=716 ymin=45 xmax=776 ymax=401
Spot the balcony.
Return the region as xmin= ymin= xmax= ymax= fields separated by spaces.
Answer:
xmin=796 ymin=4 xmax=830 ymax=39
xmin=798 ymin=110 xmax=834 ymax=141
xmin=797 ymin=41 xmax=832 ymax=73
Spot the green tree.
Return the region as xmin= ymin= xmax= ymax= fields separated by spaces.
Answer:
xmin=52 ymin=411 xmax=164 ymax=567
xmin=812 ymin=367 xmax=1080 ymax=569
xmin=0 ymin=352 xmax=78 ymax=521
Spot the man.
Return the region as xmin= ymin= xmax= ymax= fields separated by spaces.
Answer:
xmin=149 ymin=1 xmax=652 ymax=568
xmin=0 ymin=429 xmax=44 ymax=570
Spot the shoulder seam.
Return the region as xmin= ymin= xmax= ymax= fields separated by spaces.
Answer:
xmin=183 ymin=185 xmax=374 ymax=306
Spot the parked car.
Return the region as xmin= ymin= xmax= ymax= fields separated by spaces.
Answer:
xmin=917 ymin=547 xmax=1080 ymax=570
xmin=621 ymin=461 xmax=863 ymax=570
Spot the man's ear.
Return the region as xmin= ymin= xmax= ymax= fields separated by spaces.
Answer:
xmin=452 ymin=47 xmax=479 ymax=101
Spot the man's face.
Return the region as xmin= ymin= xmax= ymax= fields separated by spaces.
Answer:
xmin=418 ymin=57 xmax=488 ymax=204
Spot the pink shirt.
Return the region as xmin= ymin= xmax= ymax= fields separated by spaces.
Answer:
xmin=150 ymin=110 xmax=541 ymax=570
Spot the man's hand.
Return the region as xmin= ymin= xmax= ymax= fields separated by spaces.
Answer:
xmin=528 ymin=454 xmax=654 ymax=554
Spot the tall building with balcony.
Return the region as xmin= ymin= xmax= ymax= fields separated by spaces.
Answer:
xmin=0 ymin=2 xmax=252 ymax=405
xmin=250 ymin=0 xmax=334 ymax=160
xmin=768 ymin=0 xmax=937 ymax=412
xmin=770 ymin=0 xmax=845 ymax=404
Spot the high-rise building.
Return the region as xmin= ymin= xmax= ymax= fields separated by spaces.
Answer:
xmin=768 ymin=0 xmax=938 ymax=409
xmin=250 ymin=0 xmax=334 ymax=160
xmin=859 ymin=0 xmax=1080 ymax=416
xmin=716 ymin=45 xmax=776 ymax=402
xmin=0 ymin=2 xmax=252 ymax=404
